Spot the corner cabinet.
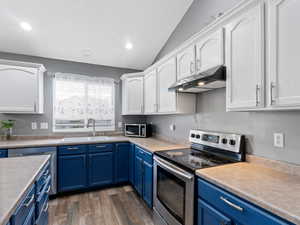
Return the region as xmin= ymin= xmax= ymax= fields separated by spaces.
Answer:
xmin=121 ymin=73 xmax=144 ymax=115
xmin=225 ymin=0 xmax=265 ymax=111
xmin=268 ymin=0 xmax=300 ymax=108
xmin=0 ymin=59 xmax=45 ymax=114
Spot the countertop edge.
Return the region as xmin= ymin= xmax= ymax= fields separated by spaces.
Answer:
xmin=0 ymin=155 xmax=51 ymax=225
xmin=196 ymin=169 xmax=300 ymax=225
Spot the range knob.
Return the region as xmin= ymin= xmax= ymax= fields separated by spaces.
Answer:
xmin=195 ymin=134 xmax=201 ymax=139
xmin=191 ymin=133 xmax=195 ymax=138
xmin=221 ymin=138 xmax=228 ymax=144
xmin=229 ymin=139 xmax=236 ymax=146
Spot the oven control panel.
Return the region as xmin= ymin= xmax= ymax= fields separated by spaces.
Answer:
xmin=189 ymin=130 xmax=244 ymax=153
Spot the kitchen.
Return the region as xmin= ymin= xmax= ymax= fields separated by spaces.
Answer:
xmin=1 ymin=0 xmax=300 ymax=225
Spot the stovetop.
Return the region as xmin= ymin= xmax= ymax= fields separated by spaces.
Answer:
xmin=154 ymin=148 xmax=237 ymax=172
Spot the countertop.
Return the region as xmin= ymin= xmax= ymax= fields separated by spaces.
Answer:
xmin=0 ymin=136 xmax=188 ymax=153
xmin=0 ymin=155 xmax=50 ymax=225
xmin=196 ymin=163 xmax=300 ymax=225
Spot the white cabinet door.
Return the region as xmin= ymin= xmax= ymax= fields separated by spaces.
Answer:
xmin=124 ymin=76 xmax=144 ymax=114
xmin=268 ymin=0 xmax=300 ymax=107
xmin=144 ymin=70 xmax=157 ymax=114
xmin=195 ymin=29 xmax=224 ymax=73
xmin=176 ymin=45 xmax=196 ymax=80
xmin=226 ymin=2 xmax=265 ymax=110
xmin=0 ymin=64 xmax=39 ymax=112
xmin=157 ymin=58 xmax=177 ymax=113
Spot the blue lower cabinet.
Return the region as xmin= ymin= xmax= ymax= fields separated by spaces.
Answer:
xmin=129 ymin=144 xmax=135 ymax=185
xmin=143 ymin=161 xmax=153 ymax=207
xmin=135 ymin=155 xmax=144 ymax=196
xmin=197 ymin=178 xmax=294 ymax=225
xmin=58 ymin=154 xmax=87 ymax=192
xmin=11 ymin=185 xmax=35 ymax=225
xmin=198 ymin=199 xmax=231 ymax=225
xmin=133 ymin=145 xmax=153 ymax=208
xmin=115 ymin=143 xmax=130 ymax=183
xmin=88 ymin=152 xmax=114 ymax=187
xmin=21 ymin=205 xmax=35 ymax=225
xmin=0 ymin=149 xmax=8 ymax=158
xmin=35 ymin=202 xmax=49 ymax=225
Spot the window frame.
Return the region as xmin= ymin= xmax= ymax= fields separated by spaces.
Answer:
xmin=52 ymin=73 xmax=116 ymax=133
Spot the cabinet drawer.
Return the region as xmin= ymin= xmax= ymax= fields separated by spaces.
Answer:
xmin=197 ymin=179 xmax=291 ymax=225
xmin=36 ymin=162 xmax=50 ymax=193
xmin=11 ymin=185 xmax=35 ymax=225
xmin=58 ymin=145 xmax=87 ymax=155
xmin=135 ymin=146 xmax=153 ymax=164
xmin=88 ymin=143 xmax=113 ymax=153
xmin=0 ymin=149 xmax=8 ymax=158
xmin=36 ymin=176 xmax=51 ymax=219
xmin=36 ymin=203 xmax=48 ymax=225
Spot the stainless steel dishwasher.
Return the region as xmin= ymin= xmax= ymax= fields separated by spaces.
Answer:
xmin=8 ymin=146 xmax=57 ymax=195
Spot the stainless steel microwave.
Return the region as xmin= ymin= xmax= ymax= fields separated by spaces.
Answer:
xmin=124 ymin=124 xmax=152 ymax=137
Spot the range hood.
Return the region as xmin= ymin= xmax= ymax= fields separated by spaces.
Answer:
xmin=169 ymin=65 xmax=226 ymax=93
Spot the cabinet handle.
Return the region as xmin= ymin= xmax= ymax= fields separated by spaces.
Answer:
xmin=256 ymin=84 xmax=260 ymax=106
xmin=190 ymin=62 xmax=195 ymax=74
xmin=270 ymin=82 xmax=276 ymax=105
xmin=196 ymin=59 xmax=201 ymax=72
xmin=96 ymin=145 xmax=106 ymax=148
xmin=46 ymin=185 xmax=51 ymax=194
xmin=67 ymin=147 xmax=79 ymax=150
xmin=23 ymin=194 xmax=35 ymax=207
xmin=43 ymin=202 xmax=49 ymax=212
xmin=220 ymin=196 xmax=243 ymax=212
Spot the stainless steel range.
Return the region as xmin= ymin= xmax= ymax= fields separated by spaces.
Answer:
xmin=153 ymin=130 xmax=245 ymax=225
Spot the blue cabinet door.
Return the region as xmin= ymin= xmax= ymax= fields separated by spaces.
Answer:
xmin=129 ymin=144 xmax=135 ymax=185
xmin=0 ymin=149 xmax=8 ymax=158
xmin=88 ymin=152 xmax=114 ymax=187
xmin=143 ymin=161 xmax=153 ymax=208
xmin=115 ymin=143 xmax=130 ymax=183
xmin=135 ymin=155 xmax=143 ymax=196
xmin=198 ymin=199 xmax=232 ymax=225
xmin=58 ymin=154 xmax=87 ymax=192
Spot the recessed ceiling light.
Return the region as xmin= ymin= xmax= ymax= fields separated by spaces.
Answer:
xmin=198 ymin=81 xmax=205 ymax=86
xmin=125 ymin=42 xmax=133 ymax=50
xmin=20 ymin=22 xmax=32 ymax=31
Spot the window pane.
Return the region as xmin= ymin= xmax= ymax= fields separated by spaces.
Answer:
xmin=53 ymin=73 xmax=115 ymax=132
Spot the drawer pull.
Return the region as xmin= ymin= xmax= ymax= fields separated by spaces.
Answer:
xmin=46 ymin=185 xmax=51 ymax=194
xmin=67 ymin=147 xmax=79 ymax=150
xmin=220 ymin=196 xmax=243 ymax=212
xmin=23 ymin=195 xmax=35 ymax=207
xmin=96 ymin=145 xmax=106 ymax=148
xmin=43 ymin=169 xmax=50 ymax=176
xmin=43 ymin=202 xmax=49 ymax=212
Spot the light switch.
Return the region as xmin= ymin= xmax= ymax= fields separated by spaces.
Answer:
xmin=274 ymin=133 xmax=284 ymax=148
xmin=40 ymin=122 xmax=49 ymax=129
xmin=31 ymin=122 xmax=37 ymax=130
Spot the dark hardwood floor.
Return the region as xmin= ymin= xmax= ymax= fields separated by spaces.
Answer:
xmin=49 ymin=185 xmax=154 ymax=225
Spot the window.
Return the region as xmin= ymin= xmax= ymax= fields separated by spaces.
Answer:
xmin=53 ymin=73 xmax=115 ymax=132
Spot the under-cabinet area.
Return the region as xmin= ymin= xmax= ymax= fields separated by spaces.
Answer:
xmin=1 ymin=0 xmax=300 ymax=225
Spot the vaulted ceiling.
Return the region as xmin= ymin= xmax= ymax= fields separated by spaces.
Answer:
xmin=0 ymin=0 xmax=193 ymax=69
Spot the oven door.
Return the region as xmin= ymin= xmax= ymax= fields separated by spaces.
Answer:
xmin=153 ymin=156 xmax=194 ymax=225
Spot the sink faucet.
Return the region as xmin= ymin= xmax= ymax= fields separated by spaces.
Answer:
xmin=87 ymin=118 xmax=96 ymax=137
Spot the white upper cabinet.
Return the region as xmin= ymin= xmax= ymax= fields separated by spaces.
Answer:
xmin=195 ymin=29 xmax=224 ymax=73
xmin=144 ymin=70 xmax=157 ymax=114
xmin=268 ymin=0 xmax=300 ymax=108
xmin=157 ymin=58 xmax=177 ymax=113
xmin=176 ymin=45 xmax=196 ymax=80
xmin=225 ymin=1 xmax=265 ymax=111
xmin=121 ymin=73 xmax=144 ymax=115
xmin=0 ymin=60 xmax=45 ymax=114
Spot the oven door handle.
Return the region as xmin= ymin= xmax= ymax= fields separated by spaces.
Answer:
xmin=154 ymin=156 xmax=194 ymax=181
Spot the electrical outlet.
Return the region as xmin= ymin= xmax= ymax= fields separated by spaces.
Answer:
xmin=40 ymin=122 xmax=48 ymax=129
xmin=31 ymin=122 xmax=37 ymax=130
xmin=118 ymin=122 xmax=123 ymax=128
xmin=274 ymin=133 xmax=284 ymax=148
